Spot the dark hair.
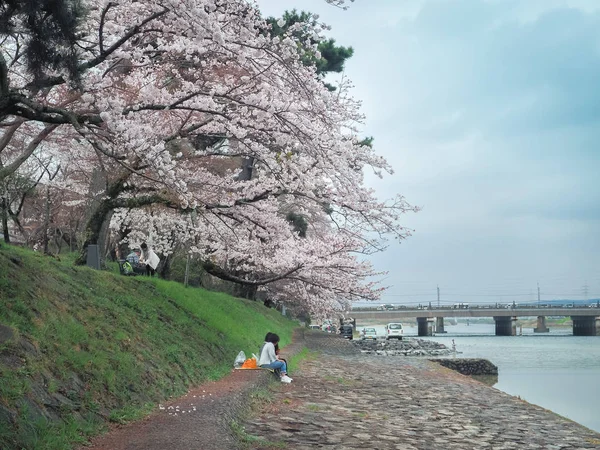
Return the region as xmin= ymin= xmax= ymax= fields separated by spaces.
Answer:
xmin=266 ymin=333 xmax=280 ymax=344
xmin=264 ymin=332 xmax=273 ymax=342
xmin=141 ymin=242 xmax=148 ymax=250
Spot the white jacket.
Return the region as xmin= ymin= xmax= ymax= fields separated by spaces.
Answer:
xmin=258 ymin=342 xmax=277 ymax=366
xmin=141 ymin=249 xmax=160 ymax=270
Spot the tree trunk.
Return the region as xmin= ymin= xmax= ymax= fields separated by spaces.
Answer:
xmin=100 ymin=212 xmax=115 ymax=262
xmin=1 ymin=197 xmax=9 ymax=243
xmin=234 ymin=283 xmax=258 ymax=300
xmin=54 ymin=228 xmax=63 ymax=253
xmin=69 ymin=220 xmax=74 ymax=252
xmin=238 ymin=157 xmax=254 ymax=181
xmin=158 ymin=252 xmax=173 ymax=279
xmin=184 ymin=254 xmax=190 ymax=287
xmin=75 ymin=199 xmax=112 ymax=265
xmin=42 ymin=185 xmax=50 ymax=254
xmin=116 ymin=226 xmax=132 ymax=261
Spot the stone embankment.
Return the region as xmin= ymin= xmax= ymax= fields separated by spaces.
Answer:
xmin=429 ymin=358 xmax=498 ymax=376
xmin=0 ymin=324 xmax=80 ymax=425
xmin=352 ymin=337 xmax=453 ymax=357
xmin=241 ymin=332 xmax=600 ymax=449
xmin=352 ymin=336 xmax=497 ymax=378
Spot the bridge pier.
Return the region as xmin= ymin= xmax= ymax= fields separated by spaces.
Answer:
xmin=435 ymin=317 xmax=446 ymax=333
xmin=572 ymin=316 xmax=600 ymax=336
xmin=533 ymin=316 xmax=549 ymax=333
xmin=494 ymin=316 xmax=517 ymax=336
xmin=417 ymin=317 xmax=434 ymax=336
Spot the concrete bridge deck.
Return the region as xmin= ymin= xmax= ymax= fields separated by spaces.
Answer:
xmin=350 ymin=307 xmax=600 ymax=336
xmin=351 ymin=306 xmax=600 ymax=319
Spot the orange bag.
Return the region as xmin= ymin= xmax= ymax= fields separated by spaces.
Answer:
xmin=240 ymin=357 xmax=257 ymax=369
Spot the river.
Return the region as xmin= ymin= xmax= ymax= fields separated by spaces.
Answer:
xmin=363 ymin=322 xmax=600 ymax=433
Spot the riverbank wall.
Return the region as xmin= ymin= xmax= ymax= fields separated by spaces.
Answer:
xmin=429 ymin=358 xmax=498 ymax=376
xmin=241 ymin=331 xmax=600 ymax=449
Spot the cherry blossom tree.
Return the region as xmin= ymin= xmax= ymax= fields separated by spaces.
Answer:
xmin=324 ymin=0 xmax=354 ymax=8
xmin=0 ymin=0 xmax=417 ymax=316
xmin=0 ymin=119 xmax=91 ymax=249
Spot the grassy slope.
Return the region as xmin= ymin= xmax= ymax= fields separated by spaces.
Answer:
xmin=0 ymin=245 xmax=297 ymax=450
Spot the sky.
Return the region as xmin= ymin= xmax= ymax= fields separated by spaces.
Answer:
xmin=255 ymin=0 xmax=600 ymax=306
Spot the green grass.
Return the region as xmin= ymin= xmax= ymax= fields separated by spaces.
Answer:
xmin=0 ymin=244 xmax=297 ymax=450
xmin=323 ymin=375 xmax=355 ymax=386
xmin=230 ymin=419 xmax=286 ymax=449
xmin=287 ymin=347 xmax=317 ymax=374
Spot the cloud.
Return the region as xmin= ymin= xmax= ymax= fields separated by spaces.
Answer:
xmin=381 ymin=1 xmax=600 ymax=135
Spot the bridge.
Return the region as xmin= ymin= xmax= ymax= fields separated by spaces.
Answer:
xmin=350 ymin=306 xmax=600 ymax=336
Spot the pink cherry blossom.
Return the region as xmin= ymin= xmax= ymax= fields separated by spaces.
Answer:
xmin=1 ymin=0 xmax=417 ymax=317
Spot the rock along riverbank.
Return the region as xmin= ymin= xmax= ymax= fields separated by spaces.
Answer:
xmin=241 ymin=331 xmax=600 ymax=449
xmin=352 ymin=336 xmax=454 ymax=357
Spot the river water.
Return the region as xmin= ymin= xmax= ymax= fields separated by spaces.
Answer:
xmin=364 ymin=322 xmax=600 ymax=433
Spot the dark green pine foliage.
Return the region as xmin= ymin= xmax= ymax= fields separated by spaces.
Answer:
xmin=286 ymin=211 xmax=308 ymax=238
xmin=266 ymin=11 xmax=357 ymax=236
xmin=0 ymin=0 xmax=84 ymax=85
xmin=358 ymin=136 xmax=374 ymax=148
xmin=265 ymin=9 xmax=354 ymax=78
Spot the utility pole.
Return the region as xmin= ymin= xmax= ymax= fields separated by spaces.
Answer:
xmin=437 ymin=285 xmax=440 ymax=308
xmin=537 ymin=282 xmax=541 ymax=307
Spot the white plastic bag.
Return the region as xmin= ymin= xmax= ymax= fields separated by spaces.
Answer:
xmin=234 ymin=351 xmax=246 ymax=368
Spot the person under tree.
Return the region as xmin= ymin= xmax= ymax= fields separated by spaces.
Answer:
xmin=139 ymin=243 xmax=160 ymax=277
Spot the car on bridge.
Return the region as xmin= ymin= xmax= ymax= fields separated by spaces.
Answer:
xmin=452 ymin=303 xmax=469 ymax=309
xmin=377 ymin=304 xmax=396 ymax=311
xmin=384 ymin=323 xmax=403 ymax=340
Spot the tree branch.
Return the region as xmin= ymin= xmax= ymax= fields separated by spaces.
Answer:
xmin=109 ymin=194 xmax=179 ymax=210
xmin=26 ymin=8 xmax=170 ymax=90
xmin=0 ymin=124 xmax=59 ymax=181
xmin=7 ymin=93 xmax=102 ymax=125
xmin=0 ymin=120 xmax=23 ymax=153
xmin=0 ymin=53 xmax=8 ymax=97
xmin=99 ymin=2 xmax=118 ymax=54
xmin=202 ymin=260 xmax=304 ymax=286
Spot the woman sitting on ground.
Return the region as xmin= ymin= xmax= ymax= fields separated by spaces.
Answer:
xmin=259 ymin=332 xmax=288 ymax=375
xmin=258 ymin=333 xmax=292 ymax=383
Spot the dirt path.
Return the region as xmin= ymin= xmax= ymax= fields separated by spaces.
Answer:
xmin=82 ymin=330 xmax=306 ymax=450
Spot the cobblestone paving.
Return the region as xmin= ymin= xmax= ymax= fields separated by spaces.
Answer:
xmin=242 ymin=332 xmax=600 ymax=449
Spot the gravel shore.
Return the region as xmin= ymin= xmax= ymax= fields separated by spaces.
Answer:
xmin=242 ymin=331 xmax=600 ymax=449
